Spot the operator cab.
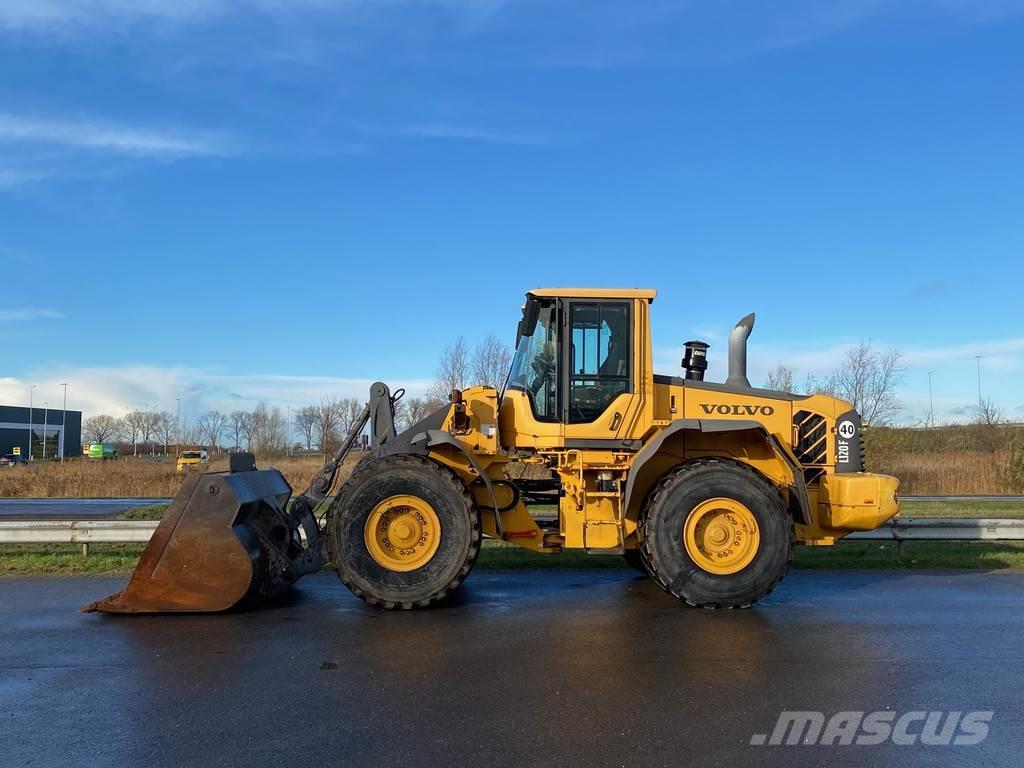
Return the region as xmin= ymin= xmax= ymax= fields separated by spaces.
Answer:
xmin=500 ymin=288 xmax=656 ymax=449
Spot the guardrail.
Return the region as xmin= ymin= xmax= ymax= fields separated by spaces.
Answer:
xmin=847 ymin=518 xmax=1024 ymax=541
xmin=3 ymin=518 xmax=1024 ymax=556
xmin=0 ymin=520 xmax=158 ymax=555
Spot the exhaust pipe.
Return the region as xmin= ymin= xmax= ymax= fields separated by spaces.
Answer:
xmin=725 ymin=313 xmax=755 ymax=388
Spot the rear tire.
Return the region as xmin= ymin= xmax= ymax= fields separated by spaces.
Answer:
xmin=638 ymin=458 xmax=793 ymax=608
xmin=327 ymin=454 xmax=480 ymax=609
xmin=623 ymin=548 xmax=648 ymax=575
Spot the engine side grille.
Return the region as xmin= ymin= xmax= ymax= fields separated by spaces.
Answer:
xmin=793 ymin=410 xmax=827 ymax=485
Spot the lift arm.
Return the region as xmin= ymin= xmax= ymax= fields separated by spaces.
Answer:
xmin=292 ymin=382 xmax=400 ymax=516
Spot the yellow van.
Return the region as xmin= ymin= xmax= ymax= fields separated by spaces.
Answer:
xmin=176 ymin=450 xmax=208 ymax=473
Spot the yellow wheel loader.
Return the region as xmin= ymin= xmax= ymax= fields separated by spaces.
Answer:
xmin=84 ymin=288 xmax=899 ymax=614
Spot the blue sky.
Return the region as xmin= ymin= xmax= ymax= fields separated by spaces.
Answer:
xmin=1 ymin=0 xmax=1022 ymax=425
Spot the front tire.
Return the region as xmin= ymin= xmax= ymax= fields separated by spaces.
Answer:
xmin=638 ymin=458 xmax=793 ymax=608
xmin=327 ymin=454 xmax=480 ymax=609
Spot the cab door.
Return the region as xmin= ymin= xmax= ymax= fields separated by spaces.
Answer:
xmin=561 ymin=299 xmax=640 ymax=443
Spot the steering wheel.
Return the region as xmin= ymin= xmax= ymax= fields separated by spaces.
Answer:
xmin=529 ymin=351 xmax=555 ymax=395
xmin=571 ymin=385 xmax=612 ymax=422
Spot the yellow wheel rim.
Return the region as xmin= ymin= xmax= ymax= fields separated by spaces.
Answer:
xmin=364 ymin=495 xmax=441 ymax=572
xmin=683 ymin=498 xmax=760 ymax=575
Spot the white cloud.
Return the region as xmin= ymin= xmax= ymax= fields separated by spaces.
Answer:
xmin=0 ymin=113 xmax=231 ymax=158
xmin=900 ymin=338 xmax=1024 ymax=372
xmin=758 ymin=0 xmax=890 ymax=51
xmin=0 ymin=365 xmax=433 ymax=421
xmin=0 ymin=308 xmax=64 ymax=321
xmin=687 ymin=326 xmax=723 ymax=342
xmin=0 ymin=0 xmax=509 ymax=31
xmin=385 ymin=123 xmax=549 ymax=146
xmin=0 ymin=168 xmax=50 ymax=187
xmin=0 ymin=0 xmax=234 ymax=29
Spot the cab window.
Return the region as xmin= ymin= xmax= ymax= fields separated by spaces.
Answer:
xmin=568 ymin=302 xmax=631 ymax=423
xmin=506 ymin=299 xmax=559 ymax=421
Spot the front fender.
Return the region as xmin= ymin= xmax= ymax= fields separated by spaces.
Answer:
xmin=415 ymin=429 xmax=502 ymax=536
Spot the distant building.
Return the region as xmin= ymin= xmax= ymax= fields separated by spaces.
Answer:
xmin=0 ymin=404 xmax=83 ymax=459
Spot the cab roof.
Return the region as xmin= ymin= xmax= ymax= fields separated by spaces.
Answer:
xmin=527 ymin=287 xmax=657 ymax=301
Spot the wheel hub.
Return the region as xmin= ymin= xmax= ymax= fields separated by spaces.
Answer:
xmin=364 ymin=495 xmax=441 ymax=572
xmin=683 ymin=498 xmax=760 ymax=575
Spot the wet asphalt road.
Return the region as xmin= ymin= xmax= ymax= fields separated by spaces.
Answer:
xmin=2 ymin=569 xmax=1023 ymax=768
xmin=0 ymin=498 xmax=170 ymax=520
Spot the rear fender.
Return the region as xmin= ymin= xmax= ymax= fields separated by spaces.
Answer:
xmin=623 ymin=419 xmax=811 ymax=525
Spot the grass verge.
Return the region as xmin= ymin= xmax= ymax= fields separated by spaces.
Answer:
xmin=0 ymin=544 xmax=146 ymax=576
xmin=122 ymin=504 xmax=168 ymax=521
xmin=899 ymin=500 xmax=1024 ymax=519
xmin=794 ymin=541 xmax=1024 ymax=570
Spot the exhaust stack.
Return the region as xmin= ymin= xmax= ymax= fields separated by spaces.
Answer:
xmin=725 ymin=313 xmax=755 ymax=388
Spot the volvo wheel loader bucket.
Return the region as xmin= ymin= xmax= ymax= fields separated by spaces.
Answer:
xmin=83 ymin=454 xmax=325 ymax=614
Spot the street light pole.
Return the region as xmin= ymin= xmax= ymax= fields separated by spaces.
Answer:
xmin=176 ymin=398 xmax=181 ymax=457
xmin=975 ymin=356 xmax=984 ymax=403
xmin=60 ymin=383 xmax=68 ymax=463
xmin=927 ymin=371 xmax=934 ymax=428
xmin=28 ymin=385 xmax=35 ymax=462
xmin=42 ymin=402 xmax=48 ymax=460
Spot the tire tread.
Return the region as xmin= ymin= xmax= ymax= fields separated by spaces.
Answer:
xmin=327 ymin=454 xmax=480 ymax=610
xmin=637 ymin=457 xmax=794 ymax=609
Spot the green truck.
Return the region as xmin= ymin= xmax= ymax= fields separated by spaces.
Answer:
xmin=87 ymin=444 xmax=118 ymax=460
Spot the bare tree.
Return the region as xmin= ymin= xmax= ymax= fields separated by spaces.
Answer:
xmin=156 ymin=411 xmax=177 ymax=455
xmin=266 ymin=406 xmax=287 ymax=453
xmin=250 ymin=406 xmax=266 ymax=452
xmin=764 ymin=363 xmax=794 ymax=392
xmin=392 ymin=398 xmax=408 ymax=434
xmin=295 ymin=406 xmax=319 ymax=450
xmin=83 ymin=415 xmax=120 ymax=444
xmin=802 ymin=373 xmax=836 ymax=397
xmin=229 ymin=410 xmax=254 ymax=451
xmin=973 ymin=397 xmax=1006 ymax=453
xmin=428 ymin=336 xmax=470 ymax=401
xmin=402 ymin=398 xmax=426 ymax=429
xmin=829 ymin=341 xmax=903 ymax=426
xmin=139 ymin=411 xmax=159 ymax=456
xmin=471 ymin=334 xmax=513 ymax=389
xmin=181 ymin=422 xmax=204 ymax=447
xmin=975 ymin=397 xmax=1004 ymax=425
xmin=239 ymin=410 xmax=256 ymax=449
xmin=342 ymin=398 xmax=364 ymax=436
xmin=198 ymin=410 xmax=227 ymax=452
xmin=251 ymin=403 xmax=287 ymax=455
xmin=399 ymin=397 xmax=446 ymax=430
xmin=120 ymin=410 xmax=148 ymax=457
xmin=315 ymin=398 xmax=342 ymax=455
xmin=331 ymin=397 xmax=366 ymax=445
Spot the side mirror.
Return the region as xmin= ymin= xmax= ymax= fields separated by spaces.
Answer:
xmin=515 ymin=298 xmax=541 ymax=347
